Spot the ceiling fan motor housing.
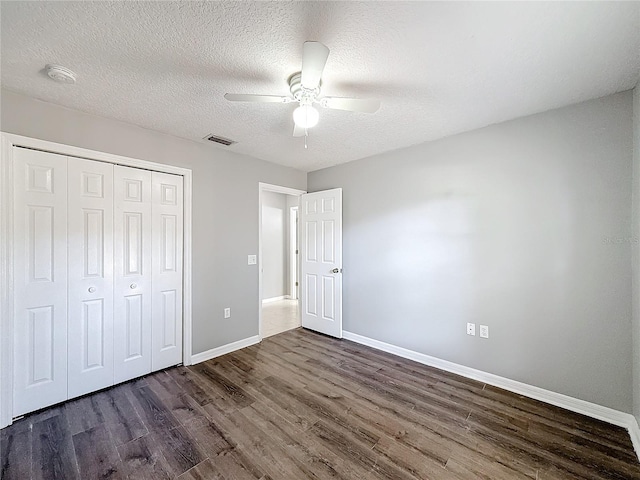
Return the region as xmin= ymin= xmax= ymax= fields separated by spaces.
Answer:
xmin=289 ymin=72 xmax=320 ymax=104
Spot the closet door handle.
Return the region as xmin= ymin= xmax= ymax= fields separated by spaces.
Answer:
xmin=88 ymin=287 xmax=96 ymax=293
xmin=130 ymin=283 xmax=137 ymax=289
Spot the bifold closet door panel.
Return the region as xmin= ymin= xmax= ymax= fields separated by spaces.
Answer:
xmin=13 ymin=148 xmax=69 ymax=416
xmin=114 ymin=165 xmax=153 ymax=383
xmin=67 ymin=158 xmax=115 ymax=398
xmin=151 ymin=172 xmax=184 ymax=371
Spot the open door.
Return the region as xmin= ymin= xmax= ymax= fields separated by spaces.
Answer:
xmin=300 ymin=188 xmax=342 ymax=338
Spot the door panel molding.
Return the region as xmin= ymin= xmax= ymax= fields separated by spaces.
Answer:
xmin=12 ymin=148 xmax=69 ymax=416
xmin=151 ymin=171 xmax=183 ymax=370
xmin=0 ymin=132 xmax=193 ymax=429
xmin=67 ymin=157 xmax=114 ymax=398
xmin=300 ymin=188 xmax=343 ymax=338
xmin=114 ymin=165 xmax=152 ymax=383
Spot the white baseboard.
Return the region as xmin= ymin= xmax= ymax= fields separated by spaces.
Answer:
xmin=191 ymin=335 xmax=260 ymax=364
xmin=629 ymin=418 xmax=640 ymax=460
xmin=262 ymin=295 xmax=290 ymax=304
xmin=342 ymin=330 xmax=640 ymax=461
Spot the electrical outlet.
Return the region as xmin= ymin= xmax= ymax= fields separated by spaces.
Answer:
xmin=224 ymin=308 xmax=231 ymax=318
xmin=480 ymin=325 xmax=489 ymax=338
xmin=248 ymin=255 xmax=257 ymax=265
xmin=467 ymin=323 xmax=476 ymax=336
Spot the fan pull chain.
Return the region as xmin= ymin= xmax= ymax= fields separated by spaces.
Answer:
xmin=304 ymin=128 xmax=308 ymax=149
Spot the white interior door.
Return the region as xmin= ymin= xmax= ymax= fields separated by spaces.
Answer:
xmin=300 ymin=188 xmax=343 ymax=338
xmin=13 ymin=148 xmax=69 ymax=416
xmin=114 ymin=165 xmax=153 ymax=383
xmin=151 ymin=172 xmax=184 ymax=370
xmin=67 ymin=158 xmax=115 ymax=398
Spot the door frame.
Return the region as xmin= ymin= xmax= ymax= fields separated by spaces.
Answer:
xmin=289 ymin=206 xmax=299 ymax=300
xmin=258 ymin=183 xmax=305 ymax=340
xmin=0 ymin=132 xmax=194 ymax=429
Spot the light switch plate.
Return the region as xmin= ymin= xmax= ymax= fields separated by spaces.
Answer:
xmin=467 ymin=323 xmax=476 ymax=336
xmin=248 ymin=254 xmax=257 ymax=265
xmin=224 ymin=308 xmax=231 ymax=318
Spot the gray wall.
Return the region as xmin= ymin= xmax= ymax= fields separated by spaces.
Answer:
xmin=1 ymin=89 xmax=307 ymax=355
xmin=634 ymin=84 xmax=640 ymax=423
xmin=309 ymin=91 xmax=634 ymax=412
xmin=262 ymin=191 xmax=288 ymax=299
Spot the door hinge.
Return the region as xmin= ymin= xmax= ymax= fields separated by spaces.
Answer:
xmin=296 ymin=250 xmax=299 ymax=254
xmin=295 ymin=282 xmax=299 ymax=287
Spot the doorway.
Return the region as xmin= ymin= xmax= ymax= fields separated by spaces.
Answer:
xmin=258 ymin=183 xmax=306 ymax=339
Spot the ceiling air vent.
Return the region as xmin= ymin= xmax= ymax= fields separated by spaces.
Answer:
xmin=203 ymin=134 xmax=236 ymax=146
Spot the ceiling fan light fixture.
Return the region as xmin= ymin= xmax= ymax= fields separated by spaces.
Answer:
xmin=293 ymin=104 xmax=319 ymax=129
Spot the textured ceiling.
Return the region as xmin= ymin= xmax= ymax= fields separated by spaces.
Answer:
xmin=1 ymin=1 xmax=639 ymax=172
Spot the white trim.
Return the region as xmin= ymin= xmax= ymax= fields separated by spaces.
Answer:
xmin=258 ymin=182 xmax=305 ymax=340
xmin=0 ymin=133 xmax=194 ymax=428
xmin=2 ymin=133 xmax=190 ymax=177
xmin=182 ymin=171 xmax=193 ymax=366
xmin=629 ymin=419 xmax=640 ymax=460
xmin=191 ymin=335 xmax=260 ymax=364
xmin=0 ymin=136 xmax=15 ymax=429
xmin=259 ymin=183 xmax=308 ymax=197
xmin=289 ymin=206 xmax=299 ymax=300
xmin=343 ymin=330 xmax=640 ymax=460
xmin=262 ymin=295 xmax=289 ymax=304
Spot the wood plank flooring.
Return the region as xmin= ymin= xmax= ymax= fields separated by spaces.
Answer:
xmin=2 ymin=328 xmax=639 ymax=479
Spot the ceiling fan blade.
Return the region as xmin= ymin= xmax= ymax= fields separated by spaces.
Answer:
xmin=224 ymin=93 xmax=291 ymax=103
xmin=321 ymin=97 xmax=381 ymax=113
xmin=301 ymin=41 xmax=329 ymax=90
xmin=293 ymin=123 xmax=306 ymax=137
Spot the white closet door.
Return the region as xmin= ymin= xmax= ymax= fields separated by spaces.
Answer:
xmin=151 ymin=172 xmax=184 ymax=370
xmin=13 ymin=148 xmax=69 ymax=416
xmin=67 ymin=158 xmax=115 ymax=398
xmin=113 ymin=165 xmax=153 ymax=383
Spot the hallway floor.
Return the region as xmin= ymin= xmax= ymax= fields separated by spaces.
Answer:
xmin=262 ymin=298 xmax=300 ymax=338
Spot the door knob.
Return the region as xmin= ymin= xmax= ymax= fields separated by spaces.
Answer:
xmin=88 ymin=287 xmax=96 ymax=293
xmin=130 ymin=283 xmax=137 ymax=289
xmin=331 ymin=268 xmax=340 ymax=273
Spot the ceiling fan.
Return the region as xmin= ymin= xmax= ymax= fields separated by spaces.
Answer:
xmin=224 ymin=41 xmax=381 ymax=139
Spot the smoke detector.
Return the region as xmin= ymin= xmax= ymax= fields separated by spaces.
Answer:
xmin=45 ymin=64 xmax=76 ymax=84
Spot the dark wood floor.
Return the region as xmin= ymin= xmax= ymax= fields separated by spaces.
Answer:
xmin=2 ymin=328 xmax=639 ymax=480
